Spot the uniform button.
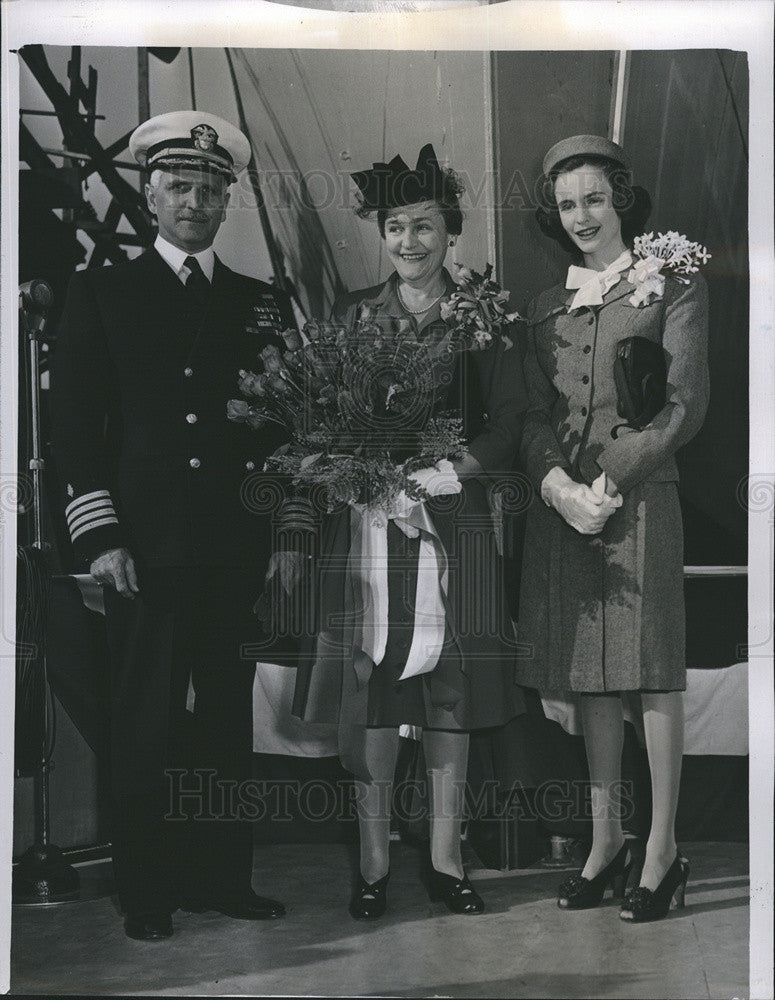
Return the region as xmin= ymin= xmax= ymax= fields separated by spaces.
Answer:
xmin=245 ymin=461 xmax=255 ymax=471
xmin=581 ymin=407 xmax=588 ymax=417
xmin=582 ymin=375 xmax=590 ymax=384
xmin=184 ymin=367 xmax=193 ymax=377
xmin=189 ymin=457 xmax=201 ymax=469
xmin=186 ymin=413 xmax=198 ymax=424
xmin=583 ymin=345 xmax=591 ymax=354
xmin=587 ymin=316 xmax=595 ymax=325
xmin=482 ymin=411 xmax=489 ymax=421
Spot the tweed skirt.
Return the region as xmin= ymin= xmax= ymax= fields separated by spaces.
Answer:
xmin=516 ymin=480 xmax=686 ymax=694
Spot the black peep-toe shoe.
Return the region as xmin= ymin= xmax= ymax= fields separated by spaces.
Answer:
xmin=620 ymin=854 xmax=689 ymax=923
xmin=428 ymin=868 xmax=485 ymax=914
xmin=557 ymin=842 xmax=631 ymax=910
xmin=349 ymin=870 xmax=389 ymax=919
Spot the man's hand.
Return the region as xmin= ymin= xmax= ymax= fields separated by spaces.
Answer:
xmin=90 ymin=547 xmax=140 ymax=599
xmin=541 ymin=467 xmax=618 ymax=535
xmin=265 ymin=550 xmax=307 ymax=596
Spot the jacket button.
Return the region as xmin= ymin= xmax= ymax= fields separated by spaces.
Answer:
xmin=587 ymin=316 xmax=595 ymax=325
xmin=582 ymin=375 xmax=590 ymax=384
xmin=581 ymin=407 xmax=588 ymax=417
xmin=186 ymin=413 xmax=198 ymax=424
xmin=482 ymin=411 xmax=489 ymax=421
xmin=583 ymin=345 xmax=591 ymax=354
xmin=189 ymin=457 xmax=201 ymax=469
xmin=246 ymin=461 xmax=255 ymax=471
xmin=184 ymin=367 xmax=193 ymax=377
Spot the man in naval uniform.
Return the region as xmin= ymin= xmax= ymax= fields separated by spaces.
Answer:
xmin=51 ymin=111 xmax=294 ymax=940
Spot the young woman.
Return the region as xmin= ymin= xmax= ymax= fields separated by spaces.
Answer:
xmin=517 ymin=134 xmax=709 ymax=922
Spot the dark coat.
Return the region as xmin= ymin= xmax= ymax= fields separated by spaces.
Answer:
xmin=516 ymin=270 xmax=709 ymax=693
xmin=50 ymin=248 xmax=295 ymax=571
xmin=292 ymin=270 xmax=528 ymax=751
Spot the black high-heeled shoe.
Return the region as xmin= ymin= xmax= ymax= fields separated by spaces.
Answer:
xmin=427 ymin=868 xmax=485 ymax=914
xmin=557 ymin=841 xmax=631 ymax=910
xmin=620 ymin=854 xmax=689 ymax=923
xmin=349 ymin=870 xmax=389 ymax=919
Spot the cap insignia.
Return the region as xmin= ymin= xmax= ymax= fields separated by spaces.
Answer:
xmin=191 ymin=124 xmax=218 ymax=152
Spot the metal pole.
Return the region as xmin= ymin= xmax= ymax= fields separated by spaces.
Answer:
xmin=27 ymin=312 xmax=50 ymax=846
xmin=609 ymin=50 xmax=631 ymax=146
xmin=188 ymin=48 xmax=197 ymax=110
xmin=13 ymin=299 xmax=78 ymax=902
xmin=223 ymin=48 xmax=290 ymax=297
xmin=137 ymin=47 xmax=150 ymax=123
xmin=27 ymin=327 xmax=44 ymax=551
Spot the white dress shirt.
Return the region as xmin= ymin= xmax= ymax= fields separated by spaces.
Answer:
xmin=154 ymin=234 xmax=215 ymax=284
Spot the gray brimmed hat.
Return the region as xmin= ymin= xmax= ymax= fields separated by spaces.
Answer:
xmin=542 ymin=134 xmax=630 ymax=176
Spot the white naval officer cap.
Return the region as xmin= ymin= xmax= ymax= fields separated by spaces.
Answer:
xmin=129 ymin=110 xmax=251 ymax=182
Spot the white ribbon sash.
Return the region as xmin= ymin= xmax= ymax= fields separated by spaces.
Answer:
xmin=349 ymin=500 xmax=448 ymax=684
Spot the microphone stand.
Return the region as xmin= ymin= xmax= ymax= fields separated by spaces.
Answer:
xmin=13 ymin=287 xmax=79 ymax=905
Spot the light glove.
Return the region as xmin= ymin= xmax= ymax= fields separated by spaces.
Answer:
xmin=408 ymin=459 xmax=462 ymax=498
xmin=541 ymin=466 xmax=620 ymax=535
xmin=590 ymin=471 xmax=623 ymax=508
xmin=391 ymin=459 xmax=462 ymax=539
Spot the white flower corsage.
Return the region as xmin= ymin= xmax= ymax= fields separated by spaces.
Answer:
xmin=627 ymin=231 xmax=711 ymax=307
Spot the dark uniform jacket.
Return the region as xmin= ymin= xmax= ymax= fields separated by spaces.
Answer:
xmin=51 ymin=247 xmax=295 ymax=571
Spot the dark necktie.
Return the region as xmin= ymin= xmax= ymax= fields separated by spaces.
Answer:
xmin=183 ymin=255 xmax=211 ymax=311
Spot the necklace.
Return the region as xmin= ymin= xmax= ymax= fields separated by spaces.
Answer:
xmin=397 ymin=283 xmax=446 ymax=315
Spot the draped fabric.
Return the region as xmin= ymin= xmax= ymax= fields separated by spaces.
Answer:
xmin=227 ymin=47 xmax=494 ymax=316
xmin=624 ymin=50 xmax=748 ymax=558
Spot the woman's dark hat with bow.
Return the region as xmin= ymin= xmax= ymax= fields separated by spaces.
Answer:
xmin=351 ymin=143 xmax=452 ymax=212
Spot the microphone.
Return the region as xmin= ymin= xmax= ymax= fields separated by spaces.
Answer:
xmin=20 ymin=279 xmax=54 ymax=316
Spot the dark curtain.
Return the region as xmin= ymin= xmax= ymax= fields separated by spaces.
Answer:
xmin=625 ymin=50 xmax=748 ymax=561
xmin=492 ymin=50 xmax=616 ymax=310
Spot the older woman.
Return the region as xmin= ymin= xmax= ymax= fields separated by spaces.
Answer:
xmin=292 ymin=144 xmax=527 ymax=918
xmin=517 ymin=135 xmax=709 ymax=922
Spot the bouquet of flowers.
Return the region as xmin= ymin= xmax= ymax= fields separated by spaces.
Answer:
xmin=228 ymin=310 xmax=463 ymax=511
xmin=228 ymin=265 xmax=521 ymax=512
xmin=628 ymin=231 xmax=712 ymax=307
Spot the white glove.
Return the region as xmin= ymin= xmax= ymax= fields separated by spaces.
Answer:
xmin=541 ymin=467 xmax=619 ymax=535
xmin=590 ymin=471 xmax=624 ymax=511
xmin=391 ymin=460 xmax=462 ymax=538
xmin=408 ymin=459 xmax=462 ymax=498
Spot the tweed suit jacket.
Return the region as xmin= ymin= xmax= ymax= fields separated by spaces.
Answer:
xmin=520 ymin=269 xmax=710 ymax=495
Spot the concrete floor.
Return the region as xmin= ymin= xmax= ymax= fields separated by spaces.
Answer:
xmin=11 ymin=841 xmax=748 ymax=998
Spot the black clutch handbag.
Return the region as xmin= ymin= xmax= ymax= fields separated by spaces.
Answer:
xmin=612 ymin=335 xmax=667 ymax=437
